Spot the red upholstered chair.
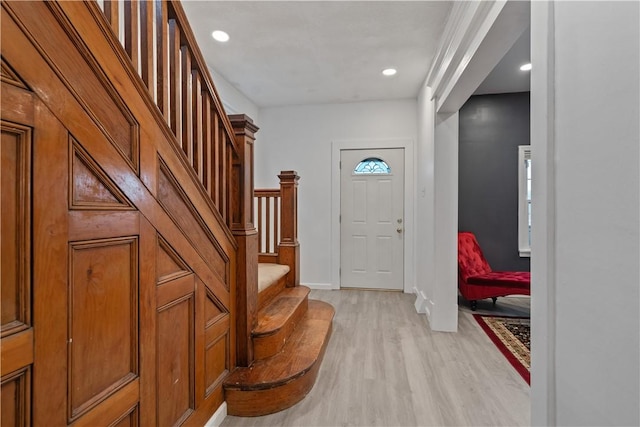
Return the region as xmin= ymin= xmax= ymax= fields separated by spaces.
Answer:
xmin=457 ymin=232 xmax=530 ymax=310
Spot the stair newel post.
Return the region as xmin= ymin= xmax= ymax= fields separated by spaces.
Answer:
xmin=229 ymin=114 xmax=259 ymax=367
xmin=278 ymin=170 xmax=300 ymax=287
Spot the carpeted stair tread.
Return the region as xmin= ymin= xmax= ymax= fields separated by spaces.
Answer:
xmin=254 ymin=285 xmax=310 ymax=337
xmin=258 ymin=263 xmax=290 ymax=293
xmin=257 ymin=263 xmax=289 ymax=309
xmin=224 ymin=299 xmax=334 ymax=392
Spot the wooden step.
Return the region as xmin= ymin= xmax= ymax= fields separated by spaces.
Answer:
xmin=257 ymin=263 xmax=290 ymax=309
xmin=253 ymin=286 xmax=310 ymax=360
xmin=224 ymin=300 xmax=335 ymax=417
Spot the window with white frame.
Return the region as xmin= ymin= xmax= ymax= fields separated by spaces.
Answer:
xmin=518 ymin=145 xmax=531 ymax=257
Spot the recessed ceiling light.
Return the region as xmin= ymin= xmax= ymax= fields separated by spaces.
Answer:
xmin=212 ymin=30 xmax=230 ymax=42
xmin=520 ymin=63 xmax=532 ymax=71
xmin=382 ymin=68 xmax=397 ymax=76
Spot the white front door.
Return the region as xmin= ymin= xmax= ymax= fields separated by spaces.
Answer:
xmin=340 ymin=148 xmax=404 ymax=290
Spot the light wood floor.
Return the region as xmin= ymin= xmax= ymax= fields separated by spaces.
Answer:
xmin=221 ymin=290 xmax=531 ymax=427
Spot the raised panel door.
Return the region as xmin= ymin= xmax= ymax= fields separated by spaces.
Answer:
xmin=0 ymin=45 xmax=146 ymax=427
xmin=340 ymin=148 xmax=405 ymax=290
xmin=0 ymin=79 xmax=34 ymax=427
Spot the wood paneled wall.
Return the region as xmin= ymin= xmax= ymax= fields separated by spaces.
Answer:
xmin=1 ymin=1 xmax=238 ymax=425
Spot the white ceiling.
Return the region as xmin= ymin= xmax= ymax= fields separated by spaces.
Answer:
xmin=182 ymin=1 xmax=530 ymax=109
xmin=182 ymin=1 xmax=453 ymax=107
xmin=474 ymin=27 xmax=531 ymax=96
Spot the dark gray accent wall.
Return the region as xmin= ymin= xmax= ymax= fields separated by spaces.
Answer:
xmin=459 ymin=92 xmax=530 ymax=272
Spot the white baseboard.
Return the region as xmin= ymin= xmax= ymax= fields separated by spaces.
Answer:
xmin=413 ymin=287 xmax=427 ymax=314
xmin=425 ymin=297 xmax=434 ymax=317
xmin=204 ymin=402 xmax=227 ymax=427
xmin=413 ymin=288 xmax=455 ymax=331
xmin=427 ymin=301 xmax=457 ymax=332
xmin=424 ymin=299 xmax=435 ymax=324
xmin=305 ymin=282 xmax=335 ymax=290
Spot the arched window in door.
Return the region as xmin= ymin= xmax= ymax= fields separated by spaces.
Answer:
xmin=353 ymin=157 xmax=391 ymax=174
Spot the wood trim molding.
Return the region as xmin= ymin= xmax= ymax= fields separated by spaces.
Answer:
xmin=424 ymin=0 xmax=529 ymax=113
xmin=426 ymin=1 xmax=492 ymax=98
xmin=48 ymin=2 xmax=142 ymax=172
xmin=530 ymin=1 xmax=556 ymax=425
xmin=425 ymin=1 xmax=499 ymax=101
xmin=52 ymin=1 xmax=239 ymax=239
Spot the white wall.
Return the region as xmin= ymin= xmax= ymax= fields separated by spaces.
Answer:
xmin=210 ymin=68 xmax=260 ymax=120
xmin=531 ymin=1 xmax=640 ymax=425
xmin=431 ymin=112 xmax=459 ymax=332
xmin=415 ymin=86 xmax=458 ymax=332
xmin=415 ymin=84 xmax=435 ymax=314
xmin=255 ymin=100 xmax=418 ymax=288
xmin=530 ymin=2 xmax=556 ymax=424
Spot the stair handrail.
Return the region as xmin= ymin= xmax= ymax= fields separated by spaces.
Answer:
xmin=254 ymin=171 xmax=300 ymax=287
xmin=254 ymin=188 xmax=281 ymax=262
xmin=96 ymin=0 xmax=239 ymax=227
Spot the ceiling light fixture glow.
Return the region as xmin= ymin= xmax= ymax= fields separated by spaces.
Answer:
xmin=382 ymin=68 xmax=397 ymax=76
xmin=520 ymin=63 xmax=532 ymax=71
xmin=212 ymin=30 xmax=230 ymax=42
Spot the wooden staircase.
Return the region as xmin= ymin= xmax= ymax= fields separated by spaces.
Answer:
xmin=224 ymin=266 xmax=334 ymax=416
xmin=2 ymin=0 xmax=335 ymax=424
xmin=221 ymin=71 xmax=335 ymax=418
xmin=222 ymin=179 xmax=335 ymax=417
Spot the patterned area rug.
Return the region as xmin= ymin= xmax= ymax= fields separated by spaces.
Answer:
xmin=473 ymin=315 xmax=530 ymax=385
